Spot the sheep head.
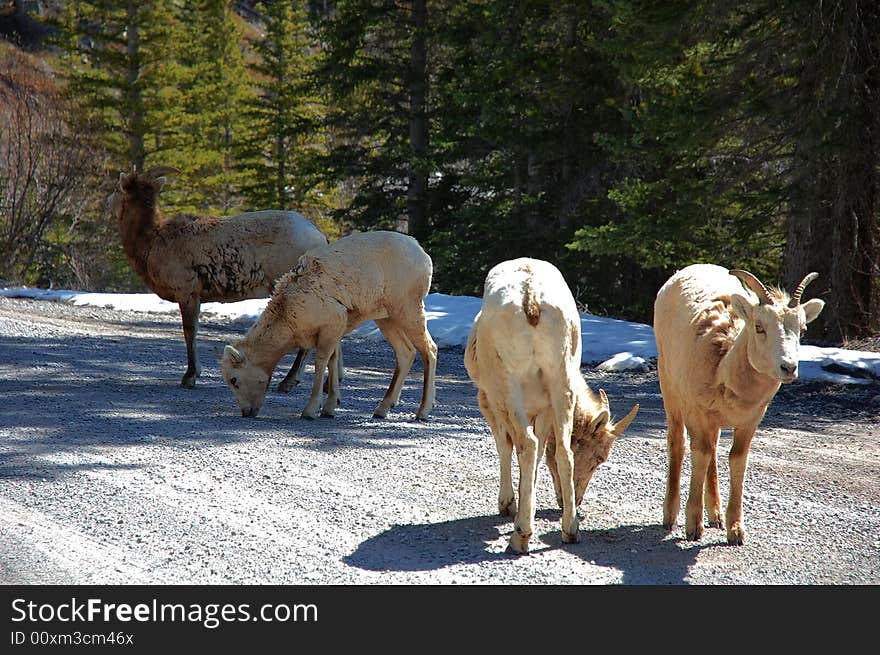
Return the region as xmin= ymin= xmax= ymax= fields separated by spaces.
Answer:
xmin=107 ymin=166 xmax=180 ymax=221
xmin=547 ymin=389 xmax=639 ymax=507
xmin=729 ymin=269 xmax=825 ymax=383
xmin=215 ymin=344 xmax=271 ymax=418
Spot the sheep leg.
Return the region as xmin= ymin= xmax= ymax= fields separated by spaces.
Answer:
xmin=536 ymin=410 xmax=563 ymax=507
xmin=684 ymin=421 xmax=713 ymax=541
xmin=544 ymin=437 xmax=564 ymax=509
xmin=478 ymin=390 xmax=516 ymax=517
xmin=301 ymin=338 xmax=338 ymax=420
xmin=276 ymin=348 xmax=308 ymax=393
xmin=511 ymin=426 xmax=539 ymax=554
xmin=372 ymin=319 xmax=415 ymax=418
xmin=399 ymin=306 xmax=437 ymax=421
xmin=726 ymin=424 xmax=757 ymax=546
xmin=704 ymin=429 xmax=723 ymax=528
xmin=179 ymin=297 xmax=201 ymax=388
xmin=507 ymin=383 xmax=537 ymax=555
xmin=662 ymin=408 xmax=685 ymax=531
xmin=319 ymin=345 xmax=341 ymax=417
xmin=335 ymin=344 xmax=345 ymax=383
xmin=550 ymin=389 xmax=578 ymax=543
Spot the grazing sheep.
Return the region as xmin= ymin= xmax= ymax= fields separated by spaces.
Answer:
xmin=217 ymin=230 xmax=438 ymax=421
xmin=464 ymin=258 xmax=639 ymax=554
xmin=654 ymin=264 xmax=825 ymax=545
xmin=108 ymin=166 xmax=330 ymax=389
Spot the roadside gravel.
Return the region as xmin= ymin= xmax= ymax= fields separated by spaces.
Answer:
xmin=0 ymin=295 xmax=877 ymax=585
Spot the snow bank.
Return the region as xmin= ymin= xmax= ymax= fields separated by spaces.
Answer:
xmin=3 ymin=286 xmax=878 ymax=384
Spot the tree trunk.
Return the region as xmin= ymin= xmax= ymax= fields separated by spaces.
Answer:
xmin=406 ymin=0 xmax=428 ymax=240
xmin=784 ymin=0 xmax=879 ymax=343
xmin=125 ymin=1 xmax=145 ymax=172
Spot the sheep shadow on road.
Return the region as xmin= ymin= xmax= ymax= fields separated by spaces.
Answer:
xmin=345 ymin=509 xmax=713 ymax=583
xmin=536 ymin=517 xmax=718 ymax=584
xmin=344 ymin=514 xmax=511 ymax=571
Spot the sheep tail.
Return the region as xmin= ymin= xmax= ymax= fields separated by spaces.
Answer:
xmin=523 ymin=279 xmax=541 ymax=327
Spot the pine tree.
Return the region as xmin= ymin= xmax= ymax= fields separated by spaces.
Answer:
xmin=237 ymin=1 xmax=328 ymax=219
xmin=313 ymin=0 xmax=418 ymax=234
xmin=55 ymin=0 xmax=183 ymax=172
xmin=780 ymin=0 xmax=879 ymax=341
xmin=169 ymin=0 xmax=254 ymax=213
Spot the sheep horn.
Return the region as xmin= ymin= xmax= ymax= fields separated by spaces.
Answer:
xmin=598 ymin=388 xmax=610 ymax=410
xmin=730 ymin=269 xmax=774 ymax=305
xmin=789 ymin=272 xmax=819 ymax=307
xmin=142 ymin=166 xmax=181 ymax=180
xmin=613 ymin=404 xmax=639 ymax=436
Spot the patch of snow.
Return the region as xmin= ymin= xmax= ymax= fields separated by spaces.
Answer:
xmin=3 ymin=286 xmax=878 ymax=385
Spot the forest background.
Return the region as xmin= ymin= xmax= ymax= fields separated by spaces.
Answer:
xmin=0 ymin=0 xmax=877 ymax=344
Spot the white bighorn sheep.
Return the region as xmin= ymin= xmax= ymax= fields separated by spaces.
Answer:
xmin=464 ymin=258 xmax=639 ymax=554
xmin=217 ymin=230 xmax=438 ymax=420
xmin=654 ymin=264 xmax=825 ymax=545
xmin=108 ymin=167 xmax=331 ymax=389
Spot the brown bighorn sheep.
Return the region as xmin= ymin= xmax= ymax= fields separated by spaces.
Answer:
xmin=217 ymin=230 xmax=438 ymax=420
xmin=654 ymin=264 xmax=825 ymax=545
xmin=108 ymin=167 xmax=330 ymax=389
xmin=464 ymin=258 xmax=639 ymax=554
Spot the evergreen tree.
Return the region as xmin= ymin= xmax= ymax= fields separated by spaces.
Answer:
xmin=427 ymin=1 xmax=633 ymax=306
xmin=313 ymin=0 xmax=418 ymax=234
xmin=55 ymin=0 xmax=182 ymax=172
xmin=170 ymin=0 xmax=254 ymax=213
xmin=566 ymin=1 xmax=790 ymax=315
xmin=237 ymin=1 xmax=328 ymax=219
xmin=780 ymin=0 xmax=879 ymax=341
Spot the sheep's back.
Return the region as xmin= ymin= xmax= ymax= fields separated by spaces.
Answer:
xmin=470 ymin=258 xmax=582 ymax=413
xmin=283 ymin=231 xmax=433 ymax=312
xmin=151 ymin=210 xmax=326 ymax=303
xmin=654 ymin=264 xmax=748 ymax=407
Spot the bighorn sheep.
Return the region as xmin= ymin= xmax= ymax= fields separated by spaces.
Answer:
xmin=217 ymin=230 xmax=438 ymax=420
xmin=464 ymin=258 xmax=639 ymax=554
xmin=108 ymin=167 xmax=330 ymax=389
xmin=654 ymin=264 xmax=825 ymax=545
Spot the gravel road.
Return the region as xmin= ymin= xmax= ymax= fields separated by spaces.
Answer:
xmin=0 ymin=295 xmax=877 ymax=585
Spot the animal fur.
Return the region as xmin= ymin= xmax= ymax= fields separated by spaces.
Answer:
xmin=464 ymin=258 xmax=639 ymax=554
xmin=217 ymin=230 xmax=438 ymax=421
xmin=108 ymin=167 xmax=329 ymax=388
xmin=654 ymin=263 xmax=824 ymax=545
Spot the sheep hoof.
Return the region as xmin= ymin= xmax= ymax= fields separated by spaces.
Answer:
xmin=300 ymin=412 xmax=317 ymax=421
xmin=319 ymin=410 xmax=335 ymax=418
xmin=372 ymin=409 xmax=388 ymax=419
xmin=276 ymin=380 xmax=298 ymax=393
xmin=181 ymin=376 xmax=197 ymax=389
xmin=707 ymin=519 xmax=723 ymax=529
xmin=727 ymin=524 xmax=745 ymax=546
xmin=662 ymin=521 xmax=676 ymax=532
xmin=507 ymin=530 xmax=531 ymax=554
xmin=685 ymin=525 xmax=704 ymax=541
xmin=498 ymin=498 xmax=517 ymax=517
xmin=561 ymin=529 xmax=580 ymax=544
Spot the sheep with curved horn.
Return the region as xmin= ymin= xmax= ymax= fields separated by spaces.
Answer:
xmin=654 ymin=264 xmax=824 ymax=545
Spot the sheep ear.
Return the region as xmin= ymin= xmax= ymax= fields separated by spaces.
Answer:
xmin=152 ymin=176 xmax=167 ymax=193
xmin=222 ymin=345 xmax=244 ymax=366
xmin=118 ymin=172 xmax=131 ymax=190
xmin=730 ymin=293 xmax=755 ymax=321
xmin=802 ymin=298 xmax=825 ymax=324
xmin=213 ymin=344 xmax=225 ymax=362
xmin=589 ymin=409 xmax=610 ymax=435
